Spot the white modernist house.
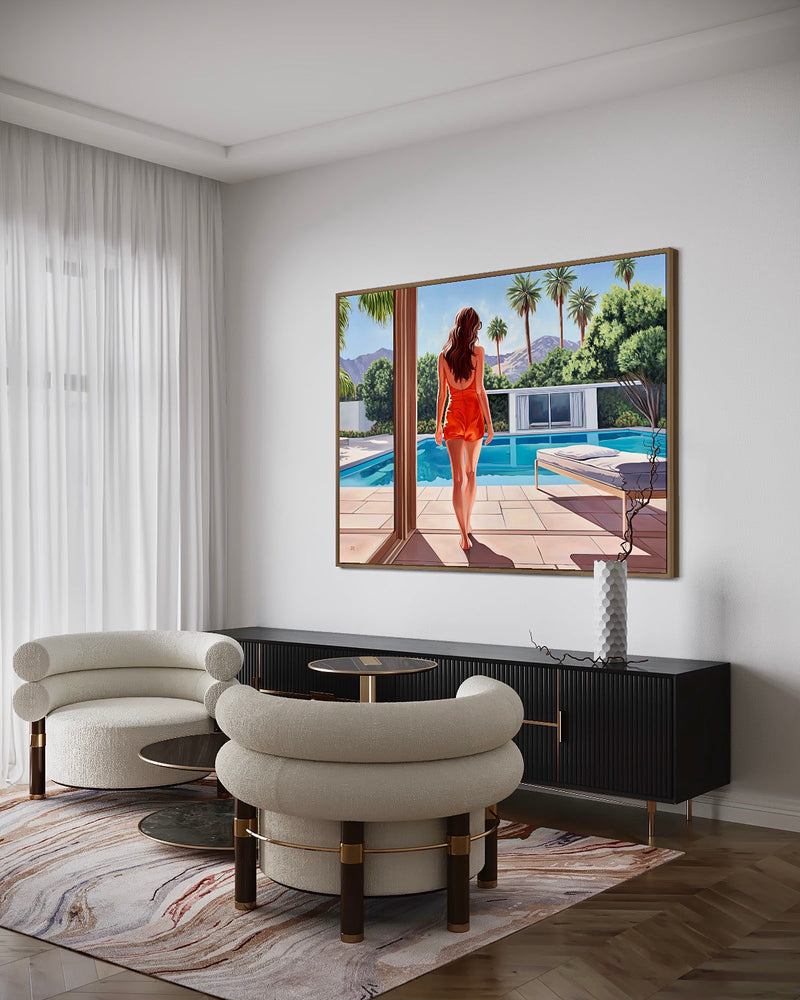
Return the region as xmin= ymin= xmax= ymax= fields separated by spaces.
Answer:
xmin=490 ymin=380 xmax=628 ymax=433
xmin=339 ymin=400 xmax=373 ymax=433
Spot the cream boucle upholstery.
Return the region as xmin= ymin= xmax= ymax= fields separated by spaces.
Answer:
xmin=47 ymin=697 xmax=215 ymax=789
xmin=215 ymin=676 xmax=524 ymax=896
xmin=13 ymin=630 xmax=242 ymax=682
xmin=13 ymin=630 xmax=243 ymax=791
xmin=216 ymin=673 xmax=523 ymax=763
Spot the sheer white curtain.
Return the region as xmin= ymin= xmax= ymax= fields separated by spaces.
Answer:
xmin=0 ymin=124 xmax=227 ymax=783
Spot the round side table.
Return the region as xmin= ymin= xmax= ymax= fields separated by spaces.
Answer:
xmin=137 ymin=732 xmax=232 ymax=851
xmin=308 ymin=655 xmax=436 ymax=703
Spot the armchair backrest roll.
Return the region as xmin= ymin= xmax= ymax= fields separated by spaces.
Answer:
xmin=12 ymin=667 xmax=220 ymax=722
xmin=216 ymin=675 xmax=524 ymax=764
xmin=13 ymin=630 xmax=242 ymax=682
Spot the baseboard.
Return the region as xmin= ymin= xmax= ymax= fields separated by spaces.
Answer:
xmin=519 ymin=784 xmax=800 ymax=834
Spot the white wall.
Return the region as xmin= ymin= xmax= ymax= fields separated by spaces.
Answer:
xmin=223 ymin=61 xmax=800 ymax=831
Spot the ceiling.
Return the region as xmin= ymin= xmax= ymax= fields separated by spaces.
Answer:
xmin=1 ymin=0 xmax=798 ymax=182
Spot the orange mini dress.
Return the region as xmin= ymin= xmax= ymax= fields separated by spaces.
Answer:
xmin=443 ymin=364 xmax=484 ymax=442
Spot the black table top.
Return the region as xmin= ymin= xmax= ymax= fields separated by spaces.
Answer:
xmin=138 ymin=732 xmax=228 ymax=771
xmin=308 ymin=655 xmax=437 ymax=676
xmin=219 ymin=626 xmax=729 ymax=676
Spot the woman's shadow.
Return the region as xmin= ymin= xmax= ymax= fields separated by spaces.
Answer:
xmin=464 ymin=535 xmax=515 ymax=569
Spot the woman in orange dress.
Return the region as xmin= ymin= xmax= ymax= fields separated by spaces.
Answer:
xmin=434 ymin=307 xmax=494 ymax=551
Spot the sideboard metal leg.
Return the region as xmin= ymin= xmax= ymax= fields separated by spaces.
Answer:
xmin=647 ymin=800 xmax=656 ymax=844
xmin=340 ymin=821 xmax=365 ymax=943
xmin=477 ymin=805 xmax=498 ymax=888
xmin=686 ymin=798 xmax=693 ymax=824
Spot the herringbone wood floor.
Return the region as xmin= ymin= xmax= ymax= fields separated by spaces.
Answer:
xmin=2 ymin=787 xmax=799 ymax=1000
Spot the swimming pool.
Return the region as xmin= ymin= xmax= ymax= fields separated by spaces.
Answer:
xmin=339 ymin=430 xmax=666 ymax=488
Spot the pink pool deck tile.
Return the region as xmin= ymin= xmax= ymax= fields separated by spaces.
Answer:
xmin=536 ymin=534 xmax=605 ymax=565
xmin=339 ymin=500 xmax=366 ymax=514
xmin=419 ymin=500 xmax=459 ymax=515
xmin=502 ymin=507 xmax=546 ymax=530
xmin=339 ymin=533 xmax=391 ymax=562
xmin=467 ymin=513 xmax=507 ymax=531
xmin=339 ymin=513 xmax=393 ymax=530
xmin=469 ymin=533 xmax=543 ymax=565
xmin=417 ymin=513 xmax=460 ymax=530
xmin=339 ymin=487 xmax=378 ymax=502
xmin=521 ymin=484 xmax=560 ymax=501
xmin=539 ymin=511 xmax=603 ymax=531
xmin=357 ymin=501 xmax=395 ymax=514
xmin=340 ymin=481 xmax=668 ymax=572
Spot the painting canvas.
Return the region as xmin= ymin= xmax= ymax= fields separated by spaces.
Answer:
xmin=337 ymin=248 xmax=677 ymax=577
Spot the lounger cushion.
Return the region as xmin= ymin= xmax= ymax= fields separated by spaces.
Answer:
xmin=547 ymin=444 xmax=619 ymax=460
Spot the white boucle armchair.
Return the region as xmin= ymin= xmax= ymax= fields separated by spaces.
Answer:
xmin=215 ymin=675 xmax=524 ymax=942
xmin=13 ymin=630 xmax=243 ymax=797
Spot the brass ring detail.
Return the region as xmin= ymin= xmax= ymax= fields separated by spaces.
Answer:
xmin=248 ymin=819 xmax=499 ymax=855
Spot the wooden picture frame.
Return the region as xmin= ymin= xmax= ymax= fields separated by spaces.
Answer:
xmin=337 ymin=247 xmax=677 ymax=577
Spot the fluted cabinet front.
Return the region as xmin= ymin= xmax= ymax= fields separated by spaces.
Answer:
xmin=225 ymin=630 xmax=729 ymax=807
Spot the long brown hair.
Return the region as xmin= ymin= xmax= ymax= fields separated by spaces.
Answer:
xmin=443 ymin=307 xmax=481 ymax=382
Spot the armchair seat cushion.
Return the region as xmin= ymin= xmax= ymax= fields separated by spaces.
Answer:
xmin=47 ymin=697 xmax=215 ymax=789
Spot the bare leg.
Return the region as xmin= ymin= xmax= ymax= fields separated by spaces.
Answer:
xmin=446 ymin=439 xmax=470 ymax=549
xmin=462 ymin=439 xmax=483 ymax=538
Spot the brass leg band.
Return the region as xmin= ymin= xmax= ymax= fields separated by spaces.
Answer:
xmin=341 ymin=932 xmax=364 ymax=943
xmin=30 ymin=734 xmax=45 ymax=748
xmin=340 ymin=842 xmax=364 ymax=864
xmin=447 ymin=834 xmax=471 ymax=856
xmin=477 ymin=879 xmax=498 ymax=888
xmin=235 ymin=901 xmax=257 ymax=911
xmin=447 ymin=922 xmax=470 ymax=933
xmin=29 ymin=794 xmax=45 ymax=800
xmin=234 ymin=818 xmax=256 ymax=838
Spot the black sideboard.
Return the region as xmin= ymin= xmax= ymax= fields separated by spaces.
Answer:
xmin=221 ymin=627 xmax=730 ymax=823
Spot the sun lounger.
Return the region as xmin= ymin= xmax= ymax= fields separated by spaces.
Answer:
xmin=534 ymin=444 xmax=666 ymax=535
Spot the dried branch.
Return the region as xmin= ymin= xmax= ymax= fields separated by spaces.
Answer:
xmin=528 ymin=632 xmax=647 ymax=668
xmin=617 ymin=423 xmax=663 ymax=563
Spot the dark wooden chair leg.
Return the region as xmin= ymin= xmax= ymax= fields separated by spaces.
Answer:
xmin=340 ymin=820 xmax=364 ymax=943
xmin=477 ymin=804 xmax=498 ymax=888
xmin=447 ymin=812 xmax=471 ymax=932
xmin=234 ymin=799 xmax=258 ymax=910
xmin=30 ymin=720 xmax=45 ymax=799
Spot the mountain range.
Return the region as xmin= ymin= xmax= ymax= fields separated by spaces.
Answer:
xmin=487 ymin=336 xmax=580 ymax=383
xmin=339 ymin=347 xmax=393 ymax=384
xmin=340 ymin=336 xmax=580 ymax=387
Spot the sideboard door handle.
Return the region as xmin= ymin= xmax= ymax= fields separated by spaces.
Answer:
xmin=557 ymin=710 xmax=565 ymax=743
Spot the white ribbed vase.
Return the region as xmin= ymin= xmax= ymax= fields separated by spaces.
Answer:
xmin=593 ymin=559 xmax=628 ymax=663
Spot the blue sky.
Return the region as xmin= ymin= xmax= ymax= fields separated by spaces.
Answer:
xmin=340 ymin=253 xmax=666 ymax=361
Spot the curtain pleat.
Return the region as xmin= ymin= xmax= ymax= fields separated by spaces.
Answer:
xmin=0 ymin=124 xmax=227 ymax=783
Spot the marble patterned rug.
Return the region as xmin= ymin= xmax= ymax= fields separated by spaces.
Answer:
xmin=0 ymin=782 xmax=680 ymax=1000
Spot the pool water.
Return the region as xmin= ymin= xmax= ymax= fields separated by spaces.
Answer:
xmin=339 ymin=430 xmax=666 ymax=488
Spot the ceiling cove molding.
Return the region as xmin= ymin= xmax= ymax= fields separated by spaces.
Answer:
xmin=1 ymin=7 xmax=799 ymax=184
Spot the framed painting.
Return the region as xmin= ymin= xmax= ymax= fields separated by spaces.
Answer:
xmin=337 ymin=247 xmax=677 ymax=577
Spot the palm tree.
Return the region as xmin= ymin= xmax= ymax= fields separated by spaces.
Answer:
xmin=506 ymin=273 xmax=542 ymax=366
xmin=486 ymin=316 xmax=508 ymax=375
xmin=338 ymin=296 xmax=355 ymax=398
xmin=613 ymin=257 xmax=636 ymax=290
xmin=543 ymin=267 xmax=577 ymax=348
xmin=338 ymin=291 xmax=395 ymax=399
xmin=567 ymin=285 xmax=598 ymax=346
xmin=357 ymin=290 xmax=394 ymax=326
